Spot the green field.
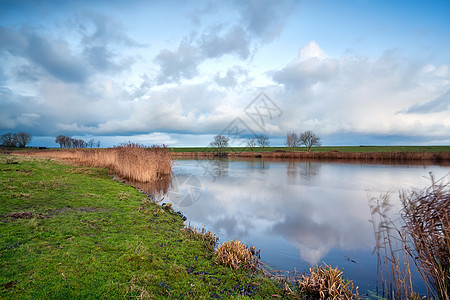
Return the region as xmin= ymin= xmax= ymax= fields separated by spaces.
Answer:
xmin=170 ymin=145 xmax=450 ymax=153
xmin=0 ymin=155 xmax=290 ymax=299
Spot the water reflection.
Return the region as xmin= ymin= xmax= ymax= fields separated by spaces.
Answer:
xmin=126 ymin=174 xmax=171 ymax=201
xmin=168 ymin=158 xmax=449 ymax=295
xmin=287 ymin=160 xmax=321 ymax=180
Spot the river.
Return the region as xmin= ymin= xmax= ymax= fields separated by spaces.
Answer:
xmin=155 ymin=158 xmax=449 ymax=297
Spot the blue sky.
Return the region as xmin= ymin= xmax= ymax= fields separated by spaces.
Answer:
xmin=1 ymin=0 xmax=449 ymax=147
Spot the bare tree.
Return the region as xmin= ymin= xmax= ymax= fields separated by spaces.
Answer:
xmin=299 ymin=130 xmax=321 ymax=152
xmin=88 ymin=139 xmax=95 ymax=148
xmin=247 ymin=138 xmax=256 ymax=152
xmin=210 ymin=135 xmax=229 ymax=156
xmin=96 ymin=140 xmax=101 ymax=148
xmin=1 ymin=133 xmax=17 ymax=147
xmin=64 ymin=136 xmax=72 ymax=148
xmin=15 ymin=132 xmax=32 ymax=147
xmin=256 ymin=135 xmax=270 ymax=148
xmin=285 ymin=132 xmax=300 ymax=149
xmin=55 ymin=135 xmax=65 ymax=148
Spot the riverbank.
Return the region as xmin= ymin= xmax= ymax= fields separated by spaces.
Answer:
xmin=170 ymin=145 xmax=450 ymax=153
xmin=0 ymin=154 xmax=290 ymax=298
xmin=172 ymin=148 xmax=450 ymax=162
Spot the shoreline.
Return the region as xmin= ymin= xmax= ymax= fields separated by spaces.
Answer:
xmin=172 ymin=150 xmax=450 ymax=162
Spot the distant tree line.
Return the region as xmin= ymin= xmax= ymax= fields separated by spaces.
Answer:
xmin=209 ymin=131 xmax=320 ymax=152
xmin=55 ymin=135 xmax=100 ymax=148
xmin=0 ymin=132 xmax=32 ymax=147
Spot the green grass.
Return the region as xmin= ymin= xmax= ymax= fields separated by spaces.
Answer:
xmin=0 ymin=155 xmax=289 ymax=299
xmin=170 ymin=145 xmax=450 ymax=153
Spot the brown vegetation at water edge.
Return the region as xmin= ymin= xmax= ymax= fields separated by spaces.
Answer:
xmin=173 ymin=150 xmax=450 ymax=162
xmin=215 ymin=240 xmax=261 ymax=271
xmin=16 ymin=144 xmax=172 ymax=183
xmin=296 ymin=264 xmax=359 ymax=300
xmin=370 ymin=174 xmax=449 ymax=299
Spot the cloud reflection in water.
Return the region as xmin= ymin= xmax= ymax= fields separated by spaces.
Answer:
xmin=168 ymin=159 xmax=447 ymax=283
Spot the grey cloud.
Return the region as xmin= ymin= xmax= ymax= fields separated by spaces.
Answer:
xmin=0 ymin=26 xmax=88 ymax=83
xmin=200 ymin=25 xmax=251 ymax=59
xmin=14 ymin=65 xmax=43 ymax=82
xmin=83 ymin=45 xmax=133 ymax=73
xmin=406 ymin=90 xmax=450 ymax=114
xmin=155 ymin=44 xmax=201 ymax=84
xmin=235 ymin=0 xmax=294 ymax=43
xmin=214 ymin=66 xmax=247 ymax=88
xmin=77 ymin=13 xmax=142 ymax=73
xmin=0 ymin=87 xmax=42 ymax=132
xmin=155 ymin=25 xmax=252 ymax=84
xmin=24 ymin=31 xmax=88 ymax=83
xmin=154 ymin=1 xmax=295 ymax=84
xmin=0 ymin=26 xmax=26 ymax=53
xmin=79 ymin=12 xmax=145 ymax=48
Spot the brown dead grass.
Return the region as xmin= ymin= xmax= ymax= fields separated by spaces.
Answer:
xmin=215 ymin=240 xmax=260 ymax=271
xmin=370 ymin=174 xmax=449 ymax=299
xmin=296 ymin=264 xmax=359 ymax=300
xmin=400 ymin=175 xmax=450 ymax=299
xmin=17 ymin=144 xmax=172 ymax=183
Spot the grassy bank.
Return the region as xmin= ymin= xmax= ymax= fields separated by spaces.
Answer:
xmin=0 ymin=154 xmax=290 ymax=299
xmin=170 ymin=146 xmax=450 ymax=153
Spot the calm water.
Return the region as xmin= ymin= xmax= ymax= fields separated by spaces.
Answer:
xmin=158 ymin=159 xmax=448 ymax=297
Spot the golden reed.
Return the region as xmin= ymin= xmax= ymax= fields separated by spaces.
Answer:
xmin=17 ymin=144 xmax=172 ymax=183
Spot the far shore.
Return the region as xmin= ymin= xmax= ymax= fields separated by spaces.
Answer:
xmin=171 ymin=145 xmax=450 ymax=162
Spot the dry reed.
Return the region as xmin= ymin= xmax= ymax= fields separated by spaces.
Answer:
xmin=296 ymin=264 xmax=359 ymax=300
xmin=400 ymin=174 xmax=450 ymax=299
xmin=370 ymin=174 xmax=449 ymax=299
xmin=369 ymin=193 xmax=414 ymax=299
xmin=215 ymin=240 xmax=261 ymax=271
xmin=17 ymin=144 xmax=172 ymax=183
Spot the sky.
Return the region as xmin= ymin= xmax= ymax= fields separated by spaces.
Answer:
xmin=1 ymin=0 xmax=449 ymax=147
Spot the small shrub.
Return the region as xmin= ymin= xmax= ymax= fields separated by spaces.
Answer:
xmin=215 ymin=240 xmax=260 ymax=271
xmin=296 ymin=264 xmax=359 ymax=300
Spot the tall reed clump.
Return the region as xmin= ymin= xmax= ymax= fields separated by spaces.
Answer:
xmin=20 ymin=144 xmax=172 ymax=183
xmin=370 ymin=174 xmax=449 ymax=299
xmin=296 ymin=264 xmax=359 ymax=300
xmin=215 ymin=240 xmax=261 ymax=271
xmin=114 ymin=143 xmax=172 ymax=182
xmin=400 ymin=174 xmax=449 ymax=299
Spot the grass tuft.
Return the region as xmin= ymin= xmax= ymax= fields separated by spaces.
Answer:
xmin=296 ymin=264 xmax=359 ymax=300
xmin=215 ymin=240 xmax=261 ymax=271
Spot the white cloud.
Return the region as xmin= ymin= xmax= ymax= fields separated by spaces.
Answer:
xmin=272 ymin=41 xmax=450 ymax=142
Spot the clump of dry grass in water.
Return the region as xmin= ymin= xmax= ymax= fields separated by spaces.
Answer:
xmin=296 ymin=264 xmax=359 ymax=300
xmin=215 ymin=240 xmax=261 ymax=271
